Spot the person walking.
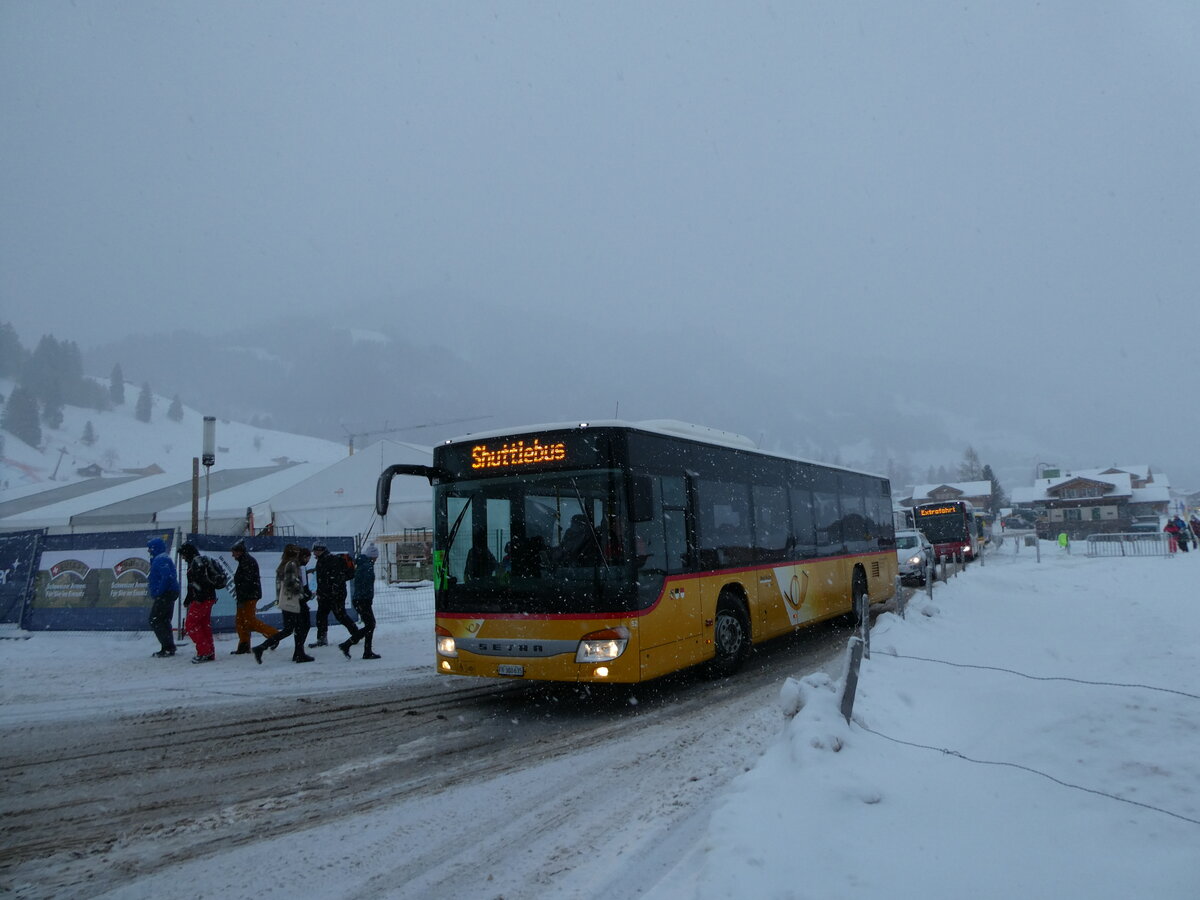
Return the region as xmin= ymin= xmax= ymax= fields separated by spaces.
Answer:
xmin=178 ymin=542 xmax=218 ymax=663
xmin=146 ymin=536 xmax=180 ymax=658
xmin=230 ymin=540 xmax=278 ymax=654
xmin=1164 ymin=518 xmax=1181 ymax=554
xmin=308 ymin=542 xmax=363 ymax=649
xmin=1173 ymin=516 xmax=1191 ymax=553
xmin=338 ymin=542 xmax=381 ymax=660
xmin=253 ymin=544 xmax=316 ymax=664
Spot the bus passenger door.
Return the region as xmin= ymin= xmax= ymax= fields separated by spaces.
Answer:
xmin=634 ymin=474 xmax=701 ymax=659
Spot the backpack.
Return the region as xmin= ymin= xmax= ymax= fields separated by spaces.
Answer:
xmin=339 ymin=553 xmax=356 ymax=581
xmin=198 ymin=555 xmax=229 ymax=590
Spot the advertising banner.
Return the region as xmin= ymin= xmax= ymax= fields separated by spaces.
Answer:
xmin=17 ymin=532 xmax=359 ymax=632
xmin=22 ymin=531 xmax=175 ymax=631
xmin=0 ymin=530 xmax=43 ymax=624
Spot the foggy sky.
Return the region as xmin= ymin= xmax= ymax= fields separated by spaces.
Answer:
xmin=2 ymin=2 xmax=1199 ymax=487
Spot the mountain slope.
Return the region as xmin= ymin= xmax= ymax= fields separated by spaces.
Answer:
xmin=0 ymin=377 xmax=345 ymax=493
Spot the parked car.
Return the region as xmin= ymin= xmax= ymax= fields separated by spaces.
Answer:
xmin=1002 ymin=511 xmax=1038 ymax=530
xmin=895 ymin=529 xmax=935 ymax=585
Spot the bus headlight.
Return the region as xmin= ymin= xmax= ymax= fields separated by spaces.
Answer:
xmin=576 ymin=627 xmax=629 ymax=663
xmin=435 ymin=625 xmax=458 ymax=658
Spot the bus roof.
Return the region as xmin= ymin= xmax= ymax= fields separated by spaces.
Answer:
xmin=443 ymin=419 xmax=888 ymax=480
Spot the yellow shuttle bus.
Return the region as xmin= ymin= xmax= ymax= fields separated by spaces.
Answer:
xmin=376 ymin=420 xmax=896 ymax=684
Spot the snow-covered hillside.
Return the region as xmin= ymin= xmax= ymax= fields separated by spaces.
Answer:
xmin=0 ymin=377 xmax=345 ymax=493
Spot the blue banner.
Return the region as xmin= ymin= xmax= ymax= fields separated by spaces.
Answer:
xmin=0 ymin=530 xmax=43 ymax=624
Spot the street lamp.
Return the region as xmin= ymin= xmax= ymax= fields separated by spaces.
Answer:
xmin=202 ymin=416 xmax=216 ymax=533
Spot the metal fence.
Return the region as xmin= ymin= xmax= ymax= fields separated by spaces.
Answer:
xmin=372 ymin=582 xmax=435 ymax=622
xmin=1085 ymin=533 xmax=1171 ymax=558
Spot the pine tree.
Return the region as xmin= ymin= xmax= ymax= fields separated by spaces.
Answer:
xmin=167 ymin=394 xmax=184 ymax=422
xmin=82 ymin=420 xmax=97 ymax=446
xmin=0 ymin=322 xmax=25 ymax=378
xmin=21 ymin=334 xmax=62 ymax=401
xmin=41 ymin=377 xmax=64 ymax=429
xmin=110 ymin=364 xmax=125 ymax=405
xmin=135 ymin=382 xmax=153 ymax=423
xmin=1 ymin=385 xmax=42 ymax=447
xmin=981 ymin=464 xmax=1007 ymax=514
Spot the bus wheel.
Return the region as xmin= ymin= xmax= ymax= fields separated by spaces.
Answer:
xmin=711 ymin=597 xmax=750 ymax=677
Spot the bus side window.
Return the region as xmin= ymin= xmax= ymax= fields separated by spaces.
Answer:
xmin=753 ymin=484 xmax=790 ymax=563
xmin=697 ymin=478 xmax=753 ymax=568
xmin=789 ymin=486 xmax=817 ymax=558
xmin=839 ymin=474 xmax=869 ymax=555
xmin=812 ymin=469 xmax=841 ymax=556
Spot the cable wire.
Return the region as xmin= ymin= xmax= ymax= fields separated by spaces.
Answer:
xmin=878 ymin=652 xmax=1200 ymax=701
xmin=856 ymin=721 xmax=1200 ymax=827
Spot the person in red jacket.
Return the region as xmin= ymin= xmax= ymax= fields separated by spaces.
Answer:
xmin=1164 ymin=518 xmax=1181 ymax=554
xmin=179 ymin=543 xmax=218 ymax=663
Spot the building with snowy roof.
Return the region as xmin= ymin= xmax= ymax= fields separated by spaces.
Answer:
xmin=1010 ymin=465 xmax=1169 ymax=539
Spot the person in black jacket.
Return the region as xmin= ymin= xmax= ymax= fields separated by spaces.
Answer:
xmin=339 ymin=542 xmax=381 ymax=660
xmin=230 ymin=540 xmax=278 ymax=655
xmin=308 ymin=542 xmax=363 ymax=648
xmin=178 ymin=542 xmax=217 ymax=664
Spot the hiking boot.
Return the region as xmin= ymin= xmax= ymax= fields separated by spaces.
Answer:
xmin=362 ymin=651 xmax=381 ymax=660
xmin=293 ymin=654 xmax=315 ymax=663
xmin=190 ymin=654 xmax=215 ymax=664
xmin=338 ymin=640 xmax=353 ymax=659
xmin=307 ymin=639 xmax=327 ymax=648
xmin=152 ymin=649 xmax=175 ymax=658
xmin=253 ymin=645 xmax=265 ymax=664
xmin=231 ymin=643 xmax=251 ymax=655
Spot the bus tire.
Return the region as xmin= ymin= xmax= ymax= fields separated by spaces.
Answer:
xmin=710 ymin=595 xmax=750 ymax=677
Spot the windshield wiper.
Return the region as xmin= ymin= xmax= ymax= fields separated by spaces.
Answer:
xmin=445 ymin=500 xmax=472 ymax=558
xmin=568 ymin=478 xmax=609 ymax=572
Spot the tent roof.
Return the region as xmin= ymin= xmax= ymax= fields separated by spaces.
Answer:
xmin=155 ymin=461 xmax=327 ymax=526
xmin=0 ymin=475 xmax=146 ymax=520
xmin=270 ymin=439 xmax=433 ymax=534
xmin=66 ymin=464 xmax=300 ymax=527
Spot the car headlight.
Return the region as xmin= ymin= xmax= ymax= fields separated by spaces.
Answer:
xmin=576 ymin=626 xmax=630 ymax=663
xmin=907 ymin=554 xmax=923 ymax=566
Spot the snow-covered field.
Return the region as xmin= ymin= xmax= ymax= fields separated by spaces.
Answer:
xmin=0 ymin=376 xmax=345 ymax=491
xmin=2 ymin=542 xmax=1197 ymax=899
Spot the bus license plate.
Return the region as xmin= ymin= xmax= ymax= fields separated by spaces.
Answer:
xmin=497 ymin=664 xmax=525 ymax=677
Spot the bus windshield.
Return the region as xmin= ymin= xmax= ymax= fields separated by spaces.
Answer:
xmin=435 ymin=468 xmax=643 ymax=615
xmin=918 ymin=511 xmax=969 ymax=543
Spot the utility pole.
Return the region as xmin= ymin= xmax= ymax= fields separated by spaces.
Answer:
xmin=50 ymin=447 xmax=68 ymax=480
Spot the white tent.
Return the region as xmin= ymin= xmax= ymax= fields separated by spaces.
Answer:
xmin=268 ymin=439 xmax=433 ymax=539
xmin=155 ymin=462 xmax=328 ymax=535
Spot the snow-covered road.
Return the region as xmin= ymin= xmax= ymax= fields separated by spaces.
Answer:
xmin=1 ymin=614 xmax=860 ymax=899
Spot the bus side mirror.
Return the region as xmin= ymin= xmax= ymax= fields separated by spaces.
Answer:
xmin=629 ymin=475 xmax=655 ymax=523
